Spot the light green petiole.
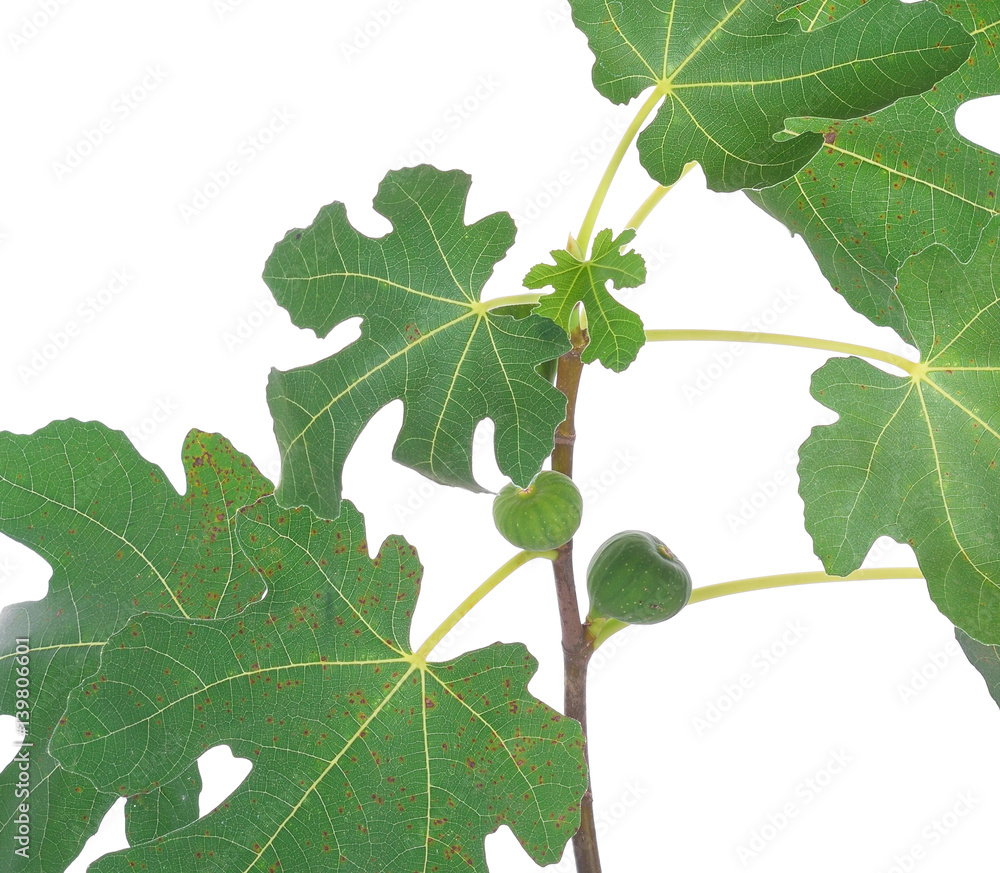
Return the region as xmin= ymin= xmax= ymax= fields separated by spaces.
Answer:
xmin=625 ymin=161 xmax=699 ymax=233
xmin=644 ymin=328 xmax=918 ymax=376
xmin=689 ymin=567 xmax=925 ymax=604
xmin=412 ymin=549 xmax=557 ymax=663
xmin=577 ymin=88 xmax=665 ymax=256
xmin=587 ymin=568 xmax=925 ymax=650
xmin=483 ymin=293 xmax=542 ymax=311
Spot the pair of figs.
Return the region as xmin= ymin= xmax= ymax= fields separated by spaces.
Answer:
xmin=492 ymin=471 xmax=691 ymax=625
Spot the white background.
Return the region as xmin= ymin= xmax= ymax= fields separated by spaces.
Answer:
xmin=1 ymin=1 xmax=999 ymax=871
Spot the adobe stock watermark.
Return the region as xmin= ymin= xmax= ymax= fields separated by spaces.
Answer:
xmin=587 ymin=624 xmax=637 ymax=684
xmin=681 ymin=288 xmax=799 ymax=404
xmin=724 ymin=411 xmax=837 ymax=534
xmin=393 ymin=426 xmax=494 ymax=523
xmin=222 ymin=298 xmax=277 ymax=353
xmin=178 ymin=107 xmax=295 ymax=223
xmin=51 ymin=66 xmax=168 ymax=181
xmin=896 ymin=639 xmax=966 ymax=706
xmin=511 ymin=116 xmax=629 ymax=227
xmin=692 ymin=619 xmax=808 ymax=737
xmin=577 ymin=448 xmax=638 ymax=507
xmin=394 ymin=478 xmax=445 ymax=523
xmin=725 ymin=449 xmax=798 ymax=534
xmin=550 ymin=782 xmax=649 ymax=870
xmin=736 ymin=750 xmax=853 ymax=864
xmin=11 ymin=638 xmax=31 ymax=860
xmin=545 ymin=0 xmax=573 ymax=29
xmin=7 ymin=0 xmax=72 ymax=53
xmin=125 ymin=398 xmax=179 ymax=445
xmin=259 ymin=456 xmax=281 ymax=487
xmin=616 ymin=242 xmax=672 ymax=306
xmin=395 ymin=75 xmax=500 ymax=167
xmin=878 ymin=792 xmax=979 ymax=873
xmin=213 ymin=0 xmax=250 ymax=20
xmin=17 ymin=268 xmax=135 ymax=384
xmin=341 ymin=0 xmax=407 ymax=62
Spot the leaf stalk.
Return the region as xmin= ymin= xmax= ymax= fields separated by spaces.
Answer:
xmin=576 ymin=88 xmax=665 ymax=255
xmin=689 ymin=567 xmax=925 ymax=604
xmin=483 ymin=292 xmax=543 ymax=311
xmin=625 ymin=161 xmax=699 ymax=232
xmin=644 ymin=328 xmax=917 ymax=375
xmin=413 ymin=549 xmax=557 ymax=662
xmin=588 ymin=568 xmax=925 ymax=649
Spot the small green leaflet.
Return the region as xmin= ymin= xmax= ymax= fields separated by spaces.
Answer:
xmin=568 ymin=0 xmax=972 ymax=191
xmin=956 ymin=627 xmax=1000 ymax=708
xmin=51 ymin=498 xmax=587 ymax=873
xmin=799 ymin=222 xmax=1000 ymax=643
xmin=750 ymin=0 xmax=1000 ymax=338
xmin=263 ymin=165 xmax=570 ymax=520
xmin=525 ymin=228 xmax=647 ymax=371
xmin=0 ymin=422 xmax=272 ymax=872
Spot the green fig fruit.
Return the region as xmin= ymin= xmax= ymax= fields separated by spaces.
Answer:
xmin=587 ymin=530 xmax=691 ymax=624
xmin=492 ymin=471 xmax=583 ymax=551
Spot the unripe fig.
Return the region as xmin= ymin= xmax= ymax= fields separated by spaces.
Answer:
xmin=492 ymin=471 xmax=583 ymax=551
xmin=586 ymin=530 xmax=691 ymax=624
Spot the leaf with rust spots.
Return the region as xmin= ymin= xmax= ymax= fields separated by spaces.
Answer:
xmin=569 ymin=0 xmax=971 ymax=190
xmin=51 ymin=498 xmax=587 ymax=873
xmin=0 ymin=422 xmax=272 ymax=872
xmin=751 ymin=0 xmax=1000 ymax=339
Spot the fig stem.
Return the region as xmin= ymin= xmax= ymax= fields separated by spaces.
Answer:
xmin=689 ymin=567 xmax=924 ymax=604
xmin=586 ymin=616 xmax=629 ymax=650
xmin=412 ymin=549 xmax=557 ymax=662
xmin=644 ymin=328 xmax=917 ymax=376
xmin=586 ymin=568 xmax=925 ymax=651
xmin=551 ymin=322 xmax=604 ymax=873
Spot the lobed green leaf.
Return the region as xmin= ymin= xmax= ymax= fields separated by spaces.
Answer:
xmin=50 ymin=499 xmax=587 ymax=873
xmin=569 ymin=0 xmax=973 ymax=190
xmin=0 ymin=423 xmax=272 ymax=871
xmin=263 ymin=165 xmax=570 ymax=520
xmin=956 ymin=626 xmax=1000 ymax=708
xmin=525 ymin=228 xmax=647 ymax=372
xmin=749 ymin=0 xmax=1000 ymax=338
xmin=799 ymin=222 xmax=1000 ymax=642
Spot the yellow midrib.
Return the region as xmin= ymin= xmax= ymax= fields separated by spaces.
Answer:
xmin=823 ymin=143 xmax=1000 ymax=221
xmin=235 ymin=658 xmax=561 ymax=872
xmin=915 ymin=380 xmax=997 ymax=593
xmin=281 ymin=310 xmax=477 ymax=455
xmin=663 ymin=0 xmax=750 ymax=85
xmin=972 ymin=16 xmax=1000 ymax=35
xmin=64 ymin=655 xmax=411 ymax=745
xmin=0 ymin=475 xmax=190 ymax=618
xmin=241 ymin=664 xmax=417 ymax=873
xmin=428 ymin=315 xmax=483 ymax=479
xmin=0 ymin=641 xmax=104 ymax=664
xmin=670 ymin=47 xmax=951 ymax=89
xmin=831 ymin=364 xmax=1000 ymax=594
